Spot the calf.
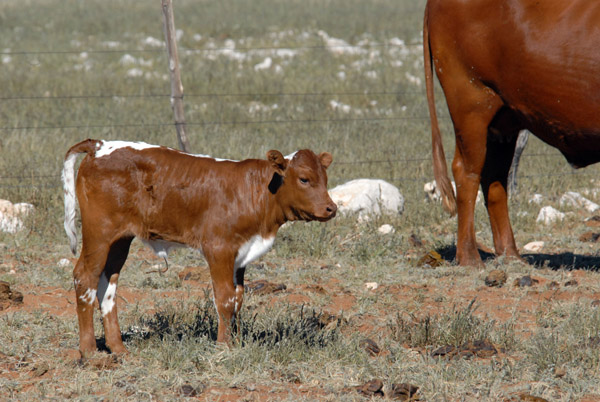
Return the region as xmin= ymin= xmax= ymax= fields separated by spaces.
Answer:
xmin=62 ymin=139 xmax=336 ymax=356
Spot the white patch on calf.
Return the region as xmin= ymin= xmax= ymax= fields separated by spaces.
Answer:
xmin=97 ymin=271 xmax=116 ymax=316
xmin=234 ymin=235 xmax=275 ymax=269
xmin=79 ymin=288 xmax=96 ymax=305
xmin=101 ymin=283 xmax=117 ymax=316
xmin=95 ymin=140 xmax=160 ymax=158
xmin=224 ymin=296 xmax=236 ymax=309
xmin=285 ymin=151 xmax=298 ymax=161
xmin=234 ymin=286 xmax=243 ymax=313
xmin=97 ymin=140 xmax=238 ymax=162
xmin=189 ymin=153 xmax=236 ymax=162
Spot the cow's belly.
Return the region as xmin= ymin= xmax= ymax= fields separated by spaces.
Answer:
xmin=523 ymin=117 xmax=600 ymax=168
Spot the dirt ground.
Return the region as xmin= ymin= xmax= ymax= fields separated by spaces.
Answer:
xmin=2 ymin=249 xmax=600 ymax=401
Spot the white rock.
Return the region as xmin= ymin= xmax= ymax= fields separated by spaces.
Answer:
xmin=0 ymin=199 xmax=34 ymax=233
xmin=529 ymin=194 xmax=544 ymax=204
xmin=329 ymin=100 xmax=352 ymax=113
xmin=559 ymin=191 xmax=600 ymax=213
xmin=142 ymin=36 xmax=163 ymax=47
xmin=365 ymin=282 xmax=378 ymax=290
xmin=119 ymin=54 xmax=136 ymax=65
xmin=126 ymin=68 xmax=144 ymax=77
xmin=253 ymin=57 xmax=272 ymax=71
xmin=58 ymin=258 xmax=71 ymax=268
xmin=523 ymin=241 xmax=544 ymax=252
xmin=329 ymin=179 xmax=404 ymax=220
xmin=536 ymin=206 xmax=565 ymax=225
xmin=378 ymin=224 xmax=395 ymax=234
xmin=424 ymin=180 xmax=482 ymax=204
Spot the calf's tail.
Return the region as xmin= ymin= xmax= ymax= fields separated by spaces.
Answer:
xmin=423 ymin=3 xmax=457 ymax=215
xmin=61 ymin=139 xmax=102 ymax=255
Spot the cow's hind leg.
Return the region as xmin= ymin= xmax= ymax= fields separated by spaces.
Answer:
xmin=97 ymin=236 xmax=133 ymax=354
xmin=481 ymin=108 xmax=521 ymax=259
xmin=445 ymin=85 xmax=504 ymax=266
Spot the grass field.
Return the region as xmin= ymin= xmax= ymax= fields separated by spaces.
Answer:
xmin=1 ymin=0 xmax=600 ymax=400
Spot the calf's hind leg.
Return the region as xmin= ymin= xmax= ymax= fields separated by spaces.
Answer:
xmin=73 ymin=244 xmax=110 ymax=357
xmin=97 ymin=237 xmax=133 ymax=354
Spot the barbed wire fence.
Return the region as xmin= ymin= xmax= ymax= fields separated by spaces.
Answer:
xmin=0 ymin=40 xmax=595 ymax=191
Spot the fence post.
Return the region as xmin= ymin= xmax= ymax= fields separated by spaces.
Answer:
xmin=508 ymin=130 xmax=529 ymax=198
xmin=161 ymin=0 xmax=191 ymax=152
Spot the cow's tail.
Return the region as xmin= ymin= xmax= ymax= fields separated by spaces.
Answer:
xmin=424 ymin=3 xmax=457 ymax=216
xmin=62 ymin=139 xmax=101 ymax=255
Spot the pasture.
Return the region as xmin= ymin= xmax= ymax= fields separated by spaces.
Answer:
xmin=1 ymin=0 xmax=600 ymax=400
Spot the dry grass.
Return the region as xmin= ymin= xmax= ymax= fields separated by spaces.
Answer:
xmin=1 ymin=0 xmax=600 ymax=400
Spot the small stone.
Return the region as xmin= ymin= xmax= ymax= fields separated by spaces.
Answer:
xmin=177 ymin=266 xmax=205 ymax=281
xmin=357 ymin=379 xmax=384 ymax=397
xmin=546 ymin=281 xmax=560 ymax=290
xmin=536 ymin=206 xmax=565 ymax=225
xmin=365 ymin=282 xmax=378 ymax=290
xmin=564 ymin=279 xmax=578 ymax=287
xmin=9 ymin=290 xmax=23 ymax=304
xmin=523 ymin=241 xmax=544 ymax=252
xmin=0 ymin=281 xmax=23 ymax=307
xmin=179 ymin=384 xmax=199 ymax=397
xmin=245 ymin=279 xmax=287 ymax=295
xmin=58 ymin=258 xmax=71 ymax=268
xmin=30 ymin=362 xmax=49 ymax=377
xmin=528 ymin=194 xmax=544 ymax=204
xmin=431 ymin=345 xmax=456 ymax=358
xmin=554 ymin=366 xmax=567 ymax=378
xmin=485 ymin=270 xmax=507 ymax=287
xmin=388 ymin=383 xmax=419 ymax=400
xmin=461 ymin=339 xmax=498 ymax=358
xmin=514 ymin=275 xmax=538 ymax=287
xmin=359 ymin=338 xmax=381 ymax=356
xmin=408 ymin=233 xmax=423 ymax=248
xmin=0 ymin=281 xmax=10 ymax=298
xmin=417 ymin=250 xmax=443 ymax=268
xmin=378 ymin=224 xmax=395 ymax=234
xmin=519 ymin=394 xmax=549 ymax=402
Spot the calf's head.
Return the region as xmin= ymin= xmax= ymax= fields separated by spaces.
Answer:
xmin=267 ymin=149 xmax=337 ymax=222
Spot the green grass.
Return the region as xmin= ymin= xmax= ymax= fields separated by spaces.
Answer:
xmin=1 ymin=0 xmax=600 ymax=400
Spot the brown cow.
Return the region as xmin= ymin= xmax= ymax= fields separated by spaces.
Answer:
xmin=424 ymin=0 xmax=600 ymax=266
xmin=62 ymin=139 xmax=336 ymax=356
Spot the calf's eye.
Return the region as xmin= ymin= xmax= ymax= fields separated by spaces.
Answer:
xmin=299 ymin=178 xmax=309 ymax=184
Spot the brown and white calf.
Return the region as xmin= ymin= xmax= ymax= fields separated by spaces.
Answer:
xmin=62 ymin=139 xmax=336 ymax=356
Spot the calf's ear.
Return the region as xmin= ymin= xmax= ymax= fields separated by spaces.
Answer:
xmin=267 ymin=150 xmax=288 ymax=175
xmin=319 ymin=152 xmax=333 ymax=169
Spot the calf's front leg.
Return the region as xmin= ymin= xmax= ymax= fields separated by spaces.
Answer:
xmin=206 ymin=251 xmax=240 ymax=344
